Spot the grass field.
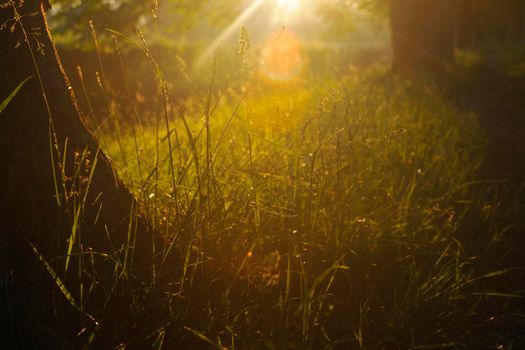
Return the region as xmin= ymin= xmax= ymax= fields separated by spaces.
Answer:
xmin=72 ymin=53 xmax=520 ymax=348
xmin=3 ymin=2 xmax=525 ymax=348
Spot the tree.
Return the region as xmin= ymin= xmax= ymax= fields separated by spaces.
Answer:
xmin=510 ymin=0 xmax=525 ymax=41
xmin=49 ymin=0 xmax=239 ymax=47
xmin=455 ymin=0 xmax=477 ymax=49
xmin=317 ymin=0 xmax=455 ymax=72
xmin=0 ymin=1 xmax=158 ymax=347
xmin=389 ymin=0 xmax=455 ymax=72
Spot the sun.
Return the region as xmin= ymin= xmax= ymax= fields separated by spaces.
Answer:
xmin=277 ymin=0 xmax=300 ymax=12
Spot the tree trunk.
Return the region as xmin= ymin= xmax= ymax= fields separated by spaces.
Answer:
xmin=455 ymin=0 xmax=477 ymax=49
xmin=511 ymin=0 xmax=525 ymax=42
xmin=0 ymin=2 xmax=158 ymax=347
xmin=389 ymin=0 xmax=455 ymax=72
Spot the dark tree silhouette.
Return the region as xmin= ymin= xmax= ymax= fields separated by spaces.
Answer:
xmin=389 ymin=0 xmax=455 ymax=72
xmin=510 ymin=0 xmax=525 ymax=41
xmin=0 ymin=1 xmax=157 ymax=347
xmin=455 ymin=0 xmax=477 ymax=49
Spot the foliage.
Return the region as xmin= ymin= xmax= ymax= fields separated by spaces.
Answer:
xmin=316 ymin=0 xmax=388 ymax=40
xmin=49 ymin=0 xmax=149 ymax=43
xmin=48 ymin=0 xmax=239 ymax=47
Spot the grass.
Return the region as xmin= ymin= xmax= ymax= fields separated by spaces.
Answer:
xmin=9 ymin=22 xmax=522 ymax=348
xmin=82 ymin=46 xmax=519 ymax=347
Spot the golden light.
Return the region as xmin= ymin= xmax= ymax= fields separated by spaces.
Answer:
xmin=196 ymin=0 xmax=306 ymax=75
xmin=196 ymin=0 xmax=266 ymax=68
xmin=277 ymin=0 xmax=300 ymax=12
xmin=261 ymin=28 xmax=303 ymax=82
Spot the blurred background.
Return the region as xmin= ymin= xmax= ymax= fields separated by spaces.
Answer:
xmin=46 ymin=0 xmax=525 ymax=121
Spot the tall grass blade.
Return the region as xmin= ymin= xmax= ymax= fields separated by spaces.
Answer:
xmin=183 ymin=327 xmax=226 ymax=350
xmin=29 ymin=241 xmax=80 ymax=311
xmin=0 ymin=76 xmax=32 ymax=115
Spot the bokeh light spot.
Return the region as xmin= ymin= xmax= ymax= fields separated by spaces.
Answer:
xmin=261 ymin=29 xmax=303 ymax=82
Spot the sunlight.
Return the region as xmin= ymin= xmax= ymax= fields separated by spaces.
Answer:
xmin=195 ymin=0 xmax=266 ymax=68
xmin=277 ymin=0 xmax=300 ymax=12
xmin=261 ymin=28 xmax=303 ymax=82
xmin=196 ymin=0 xmax=306 ymax=69
xmin=11 ymin=0 xmax=525 ymax=347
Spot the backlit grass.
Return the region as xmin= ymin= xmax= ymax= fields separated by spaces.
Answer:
xmin=93 ymin=62 xmax=517 ymax=348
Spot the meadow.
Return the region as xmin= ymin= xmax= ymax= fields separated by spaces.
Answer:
xmin=60 ymin=32 xmax=522 ymax=348
xmin=2 ymin=2 xmax=523 ymax=344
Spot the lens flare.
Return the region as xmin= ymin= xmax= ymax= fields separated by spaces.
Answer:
xmin=261 ymin=29 xmax=303 ymax=82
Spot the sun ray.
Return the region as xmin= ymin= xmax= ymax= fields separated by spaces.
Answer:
xmin=195 ymin=0 xmax=267 ymax=69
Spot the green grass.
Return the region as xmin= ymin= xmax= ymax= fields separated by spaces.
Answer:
xmin=82 ymin=58 xmax=519 ymax=349
xmin=3 ymin=7 xmax=521 ymax=349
